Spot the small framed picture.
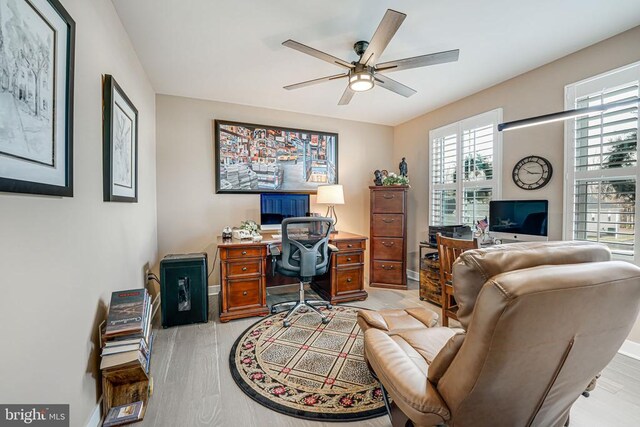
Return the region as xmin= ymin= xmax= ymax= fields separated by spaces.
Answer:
xmin=103 ymin=74 xmax=138 ymax=202
xmin=0 ymin=0 xmax=75 ymax=197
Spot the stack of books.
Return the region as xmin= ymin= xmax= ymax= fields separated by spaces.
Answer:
xmin=103 ymin=401 xmax=144 ymax=426
xmin=101 ymin=288 xmax=154 ymax=373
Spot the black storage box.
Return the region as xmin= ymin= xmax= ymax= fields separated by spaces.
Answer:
xmin=160 ymin=253 xmax=208 ymax=328
xmin=428 ymin=225 xmax=473 ymax=247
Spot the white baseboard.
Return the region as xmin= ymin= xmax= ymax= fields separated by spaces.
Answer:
xmin=85 ymin=397 xmax=102 ymax=427
xmin=407 ymin=269 xmax=419 ymax=281
xmin=618 ymin=339 xmax=640 ymax=360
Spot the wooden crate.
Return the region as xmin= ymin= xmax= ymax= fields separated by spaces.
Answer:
xmin=419 ymin=256 xmax=442 ymax=306
xmin=102 ymin=364 xmax=152 ymax=420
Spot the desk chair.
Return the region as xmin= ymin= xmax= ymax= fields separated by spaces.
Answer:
xmin=437 ymin=234 xmax=478 ymax=327
xmin=270 ymin=217 xmax=337 ymax=327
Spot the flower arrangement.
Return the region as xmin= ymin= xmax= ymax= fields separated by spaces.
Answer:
xmin=240 ymin=220 xmax=261 ymax=234
xmin=382 ymin=172 xmax=410 ymax=186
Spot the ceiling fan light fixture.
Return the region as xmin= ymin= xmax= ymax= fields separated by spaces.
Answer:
xmin=349 ymin=72 xmax=374 ymax=92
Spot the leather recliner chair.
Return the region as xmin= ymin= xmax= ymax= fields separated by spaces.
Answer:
xmin=362 ymin=241 xmax=640 ymax=426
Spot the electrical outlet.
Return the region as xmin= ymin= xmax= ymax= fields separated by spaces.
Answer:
xmin=143 ymin=262 xmax=151 ymax=286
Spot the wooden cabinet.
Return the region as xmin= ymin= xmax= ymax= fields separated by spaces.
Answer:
xmin=419 ymin=243 xmax=441 ymax=306
xmin=370 ymin=186 xmax=408 ymax=289
xmin=312 ymin=234 xmax=368 ymax=304
xmin=219 ymin=244 xmax=269 ymax=322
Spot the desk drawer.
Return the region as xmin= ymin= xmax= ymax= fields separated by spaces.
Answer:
xmin=227 ymin=278 xmax=260 ymax=308
xmin=371 ymin=260 xmax=404 ymax=285
xmin=336 ymin=267 xmax=363 ymax=293
xmin=336 ymin=252 xmax=363 ymax=267
xmin=372 ymin=214 xmax=404 ymax=237
xmin=225 ymin=247 xmax=263 ymax=259
xmin=372 ymin=238 xmax=404 ymax=261
xmin=226 ymin=260 xmax=261 ymax=277
xmin=335 ymin=240 xmax=366 ymax=251
xmin=372 ymin=190 xmax=405 ymax=213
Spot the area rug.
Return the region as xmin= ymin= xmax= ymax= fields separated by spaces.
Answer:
xmin=229 ymin=305 xmax=387 ymax=421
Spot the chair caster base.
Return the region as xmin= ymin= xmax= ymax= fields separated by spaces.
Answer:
xmin=271 ymin=307 xmax=277 ymax=314
xmin=283 ymin=320 xmax=291 ymax=328
xmin=321 ymin=317 xmax=330 ymax=324
xmin=326 ymin=304 xmax=333 ymax=310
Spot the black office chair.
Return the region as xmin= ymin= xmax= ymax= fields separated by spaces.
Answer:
xmin=270 ymin=217 xmax=337 ymax=327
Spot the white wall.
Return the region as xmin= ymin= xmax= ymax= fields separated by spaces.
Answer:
xmin=0 ymin=1 xmax=157 ymax=425
xmin=393 ymin=26 xmax=640 ymax=343
xmin=155 ymin=95 xmax=394 ymax=283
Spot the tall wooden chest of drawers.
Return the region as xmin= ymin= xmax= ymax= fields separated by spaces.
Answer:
xmin=369 ymin=185 xmax=408 ymax=289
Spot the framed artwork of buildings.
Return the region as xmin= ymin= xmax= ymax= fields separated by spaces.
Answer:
xmin=214 ymin=120 xmax=338 ymax=194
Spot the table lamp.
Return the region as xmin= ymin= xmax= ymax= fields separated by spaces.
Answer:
xmin=316 ymin=184 xmax=344 ymax=233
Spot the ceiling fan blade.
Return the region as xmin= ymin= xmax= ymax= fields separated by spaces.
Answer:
xmin=360 ymin=9 xmax=406 ymax=66
xmin=338 ymin=86 xmax=355 ymax=105
xmin=376 ymin=49 xmax=460 ymax=73
xmin=284 ymin=73 xmax=349 ymax=90
xmin=282 ymin=39 xmax=354 ymax=69
xmin=374 ymin=74 xmax=416 ymax=97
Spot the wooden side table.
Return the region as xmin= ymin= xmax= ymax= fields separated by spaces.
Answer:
xmin=419 ymin=243 xmax=441 ymax=306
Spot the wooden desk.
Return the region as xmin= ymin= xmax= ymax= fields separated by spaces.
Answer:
xmin=217 ymin=231 xmax=368 ymax=322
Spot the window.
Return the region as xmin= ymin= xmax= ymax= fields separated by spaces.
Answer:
xmin=429 ymin=109 xmax=502 ymax=227
xmin=565 ymin=62 xmax=640 ymax=261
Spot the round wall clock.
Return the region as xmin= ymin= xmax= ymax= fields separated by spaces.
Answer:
xmin=512 ymin=156 xmax=553 ymax=190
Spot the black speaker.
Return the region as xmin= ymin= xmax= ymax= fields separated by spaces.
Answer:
xmin=160 ymin=253 xmax=208 ymax=328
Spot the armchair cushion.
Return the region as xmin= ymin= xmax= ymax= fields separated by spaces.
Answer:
xmin=452 ymin=241 xmax=611 ymax=329
xmin=365 ymin=328 xmax=451 ymax=426
xmin=427 ymin=332 xmax=465 ymax=384
xmin=388 ymin=327 xmax=457 ymax=365
xmin=357 ymin=306 xmax=439 ymax=333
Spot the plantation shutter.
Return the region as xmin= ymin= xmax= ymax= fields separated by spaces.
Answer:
xmin=566 ymin=64 xmax=640 ymax=260
xmin=429 ymin=109 xmax=502 ymax=228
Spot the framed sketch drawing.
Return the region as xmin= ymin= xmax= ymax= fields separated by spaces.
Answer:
xmin=214 ymin=120 xmax=338 ymax=194
xmin=0 ymin=0 xmax=75 ymax=196
xmin=103 ymin=74 xmax=138 ymax=202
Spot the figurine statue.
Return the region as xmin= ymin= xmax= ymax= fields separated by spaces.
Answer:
xmin=399 ymin=157 xmax=408 ymax=177
xmin=373 ymin=170 xmax=383 ymax=186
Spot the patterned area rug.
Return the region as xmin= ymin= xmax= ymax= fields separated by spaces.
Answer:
xmin=229 ymin=306 xmax=387 ymax=421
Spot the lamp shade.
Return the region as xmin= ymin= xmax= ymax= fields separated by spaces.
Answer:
xmin=316 ymin=185 xmax=344 ymax=205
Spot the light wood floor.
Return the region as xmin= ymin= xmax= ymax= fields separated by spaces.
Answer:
xmin=139 ymin=281 xmax=640 ymax=426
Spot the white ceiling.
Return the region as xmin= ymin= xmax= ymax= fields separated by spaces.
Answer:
xmin=112 ymin=0 xmax=640 ymax=126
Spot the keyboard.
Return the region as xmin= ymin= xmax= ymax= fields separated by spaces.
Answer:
xmin=271 ymin=234 xmax=282 ymax=239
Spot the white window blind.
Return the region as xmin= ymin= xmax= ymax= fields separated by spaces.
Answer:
xmin=429 ymin=109 xmax=502 ymax=227
xmin=565 ymin=62 xmax=640 ymax=261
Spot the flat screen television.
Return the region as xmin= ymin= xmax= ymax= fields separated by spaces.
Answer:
xmin=260 ymin=193 xmax=310 ymax=230
xmin=489 ymin=200 xmax=549 ymax=242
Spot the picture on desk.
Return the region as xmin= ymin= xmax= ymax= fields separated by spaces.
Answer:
xmin=214 ymin=120 xmax=338 ymax=193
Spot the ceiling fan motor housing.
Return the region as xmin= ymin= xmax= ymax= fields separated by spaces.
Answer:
xmin=353 ymin=40 xmax=369 ymax=57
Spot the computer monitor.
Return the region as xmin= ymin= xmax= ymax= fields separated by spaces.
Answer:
xmin=489 ymin=200 xmax=549 ymax=242
xmin=260 ymin=193 xmax=310 ymax=230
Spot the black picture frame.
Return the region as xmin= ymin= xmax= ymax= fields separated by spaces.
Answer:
xmin=0 ymin=0 xmax=75 ymax=197
xmin=103 ymin=74 xmax=139 ymax=203
xmin=214 ymin=120 xmax=339 ymax=194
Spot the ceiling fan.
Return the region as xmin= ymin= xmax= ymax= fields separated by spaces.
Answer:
xmin=282 ymin=9 xmax=460 ymax=105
